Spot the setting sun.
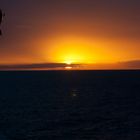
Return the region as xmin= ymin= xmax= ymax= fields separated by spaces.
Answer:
xmin=44 ymin=37 xmax=97 ymax=64
xmin=41 ymin=36 xmax=126 ymax=66
xmin=65 ymin=61 xmax=72 ymax=65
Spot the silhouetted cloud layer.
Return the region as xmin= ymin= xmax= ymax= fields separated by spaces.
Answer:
xmin=0 ymin=63 xmax=80 ymax=70
xmin=0 ymin=60 xmax=140 ymax=70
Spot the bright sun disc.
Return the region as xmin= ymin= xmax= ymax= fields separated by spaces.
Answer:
xmin=65 ymin=61 xmax=72 ymax=65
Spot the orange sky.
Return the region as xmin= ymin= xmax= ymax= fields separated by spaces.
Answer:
xmin=0 ymin=0 xmax=140 ymax=69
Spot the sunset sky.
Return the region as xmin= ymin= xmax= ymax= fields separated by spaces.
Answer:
xmin=0 ymin=0 xmax=140 ymax=69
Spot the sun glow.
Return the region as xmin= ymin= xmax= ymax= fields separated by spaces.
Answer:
xmin=41 ymin=36 xmax=120 ymax=65
xmin=65 ymin=61 xmax=72 ymax=65
xmin=46 ymin=37 xmax=95 ymax=64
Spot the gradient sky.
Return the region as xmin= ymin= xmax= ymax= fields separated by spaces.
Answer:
xmin=0 ymin=0 xmax=140 ymax=68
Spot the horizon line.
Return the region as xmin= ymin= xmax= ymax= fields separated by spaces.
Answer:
xmin=0 ymin=60 xmax=140 ymax=70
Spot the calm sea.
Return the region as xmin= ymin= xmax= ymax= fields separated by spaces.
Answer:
xmin=0 ymin=70 xmax=140 ymax=140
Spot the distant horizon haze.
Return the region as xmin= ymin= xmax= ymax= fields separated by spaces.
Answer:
xmin=0 ymin=60 xmax=140 ymax=70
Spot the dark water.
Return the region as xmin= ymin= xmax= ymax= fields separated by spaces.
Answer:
xmin=0 ymin=70 xmax=140 ymax=140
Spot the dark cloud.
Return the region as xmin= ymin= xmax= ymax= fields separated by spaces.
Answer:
xmin=0 ymin=63 xmax=81 ymax=70
xmin=119 ymin=60 xmax=140 ymax=69
xmin=0 ymin=61 xmax=140 ymax=70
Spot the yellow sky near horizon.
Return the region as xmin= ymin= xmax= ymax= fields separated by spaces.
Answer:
xmin=34 ymin=35 xmax=140 ymax=64
xmin=0 ymin=35 xmax=139 ymax=65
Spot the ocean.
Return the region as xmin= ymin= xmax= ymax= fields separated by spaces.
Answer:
xmin=0 ymin=70 xmax=140 ymax=140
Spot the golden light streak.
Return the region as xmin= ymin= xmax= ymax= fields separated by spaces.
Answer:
xmin=65 ymin=66 xmax=72 ymax=70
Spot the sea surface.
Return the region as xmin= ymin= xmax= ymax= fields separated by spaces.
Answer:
xmin=0 ymin=70 xmax=140 ymax=140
